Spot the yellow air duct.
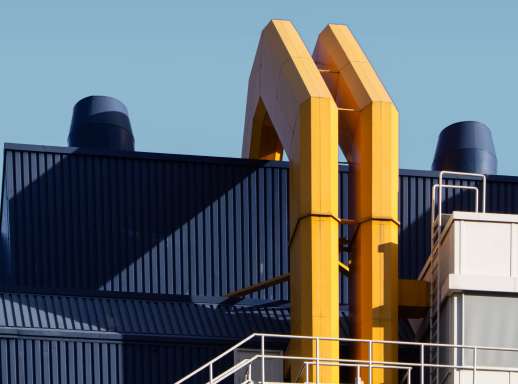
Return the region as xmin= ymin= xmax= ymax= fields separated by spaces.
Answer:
xmin=242 ymin=21 xmax=399 ymax=384
xmin=314 ymin=25 xmax=400 ymax=384
xmin=242 ymin=20 xmax=340 ymax=383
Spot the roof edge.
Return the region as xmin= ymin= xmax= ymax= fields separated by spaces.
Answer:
xmin=0 ymin=285 xmax=291 ymax=308
xmin=4 ymin=143 xmax=290 ymax=169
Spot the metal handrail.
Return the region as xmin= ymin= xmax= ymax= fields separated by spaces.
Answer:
xmin=176 ymin=333 xmax=256 ymax=384
xmin=175 ymin=333 xmax=518 ymax=384
xmin=303 ymin=362 xmax=412 ymax=384
xmin=400 ymin=368 xmax=411 ymax=384
xmin=429 ymin=171 xmax=486 ymax=384
xmin=432 ymin=170 xmax=487 ymax=229
xmin=207 ymin=358 xmax=253 ymax=384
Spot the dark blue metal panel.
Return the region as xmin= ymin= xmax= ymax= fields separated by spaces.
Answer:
xmin=6 ymin=144 xmax=518 ymax=307
xmin=0 ymin=145 xmax=290 ymax=300
xmin=0 ymin=150 xmax=11 ymax=284
xmin=338 ymin=166 xmax=349 ymax=305
xmin=0 ymin=335 xmax=234 ymax=384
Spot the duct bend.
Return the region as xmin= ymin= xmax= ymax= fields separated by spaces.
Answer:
xmin=432 ymin=121 xmax=497 ymax=175
xmin=68 ymin=96 xmax=135 ymax=152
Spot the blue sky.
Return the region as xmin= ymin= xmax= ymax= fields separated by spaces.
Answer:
xmin=1 ymin=1 xmax=518 ymax=175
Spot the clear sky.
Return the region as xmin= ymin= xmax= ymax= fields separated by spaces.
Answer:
xmin=1 ymin=1 xmax=518 ymax=175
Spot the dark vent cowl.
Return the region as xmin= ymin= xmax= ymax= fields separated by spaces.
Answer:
xmin=432 ymin=121 xmax=497 ymax=175
xmin=68 ymin=96 xmax=135 ymax=152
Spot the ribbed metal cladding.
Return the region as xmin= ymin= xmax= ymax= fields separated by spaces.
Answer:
xmin=0 ymin=336 xmax=233 ymax=384
xmin=399 ymin=169 xmax=518 ymax=279
xmin=338 ymin=166 xmax=349 ymax=305
xmin=1 ymin=145 xmax=290 ymax=300
xmin=0 ymin=293 xmax=291 ymax=338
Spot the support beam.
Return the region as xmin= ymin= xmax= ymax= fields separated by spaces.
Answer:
xmin=223 ymin=273 xmax=291 ymax=298
xmin=338 ymin=261 xmax=350 ymax=275
xmin=224 ymin=259 xmax=351 ymax=297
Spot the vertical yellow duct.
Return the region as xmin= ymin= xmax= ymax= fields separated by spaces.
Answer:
xmin=242 ymin=20 xmax=340 ymax=383
xmin=243 ymin=21 xmax=399 ymax=384
xmin=314 ymin=25 xmax=399 ymax=384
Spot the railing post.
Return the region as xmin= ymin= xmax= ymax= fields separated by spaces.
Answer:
xmin=408 ymin=367 xmax=412 ymax=384
xmin=356 ymin=365 xmax=361 ymax=384
xmin=261 ymin=335 xmax=265 ymax=384
xmin=473 ymin=347 xmax=477 ymax=384
xmin=421 ymin=344 xmax=424 ymax=384
xmin=369 ymin=341 xmax=372 ymax=384
xmin=209 ymin=363 xmax=213 ymax=384
xmin=482 ymin=176 xmax=486 ymax=213
xmin=305 ymin=362 xmax=309 ymax=384
xmin=316 ymin=338 xmax=320 ymax=384
xmin=248 ymin=362 xmax=252 ymax=382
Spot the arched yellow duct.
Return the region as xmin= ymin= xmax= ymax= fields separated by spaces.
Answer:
xmin=314 ymin=25 xmax=399 ymax=384
xmin=242 ymin=21 xmax=399 ymax=384
xmin=242 ymin=20 xmax=339 ymax=383
xmin=247 ymin=97 xmax=283 ymax=161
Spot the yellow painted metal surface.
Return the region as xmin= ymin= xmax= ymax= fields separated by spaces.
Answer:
xmin=398 ymin=279 xmax=430 ymax=318
xmin=243 ymin=20 xmax=399 ymax=383
xmin=248 ymin=98 xmax=283 ymax=160
xmin=314 ymin=25 xmax=399 ymax=384
xmin=242 ymin=20 xmax=339 ymax=383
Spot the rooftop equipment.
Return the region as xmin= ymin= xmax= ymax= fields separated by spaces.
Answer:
xmin=432 ymin=121 xmax=497 ymax=174
xmin=68 ymin=95 xmax=135 ymax=151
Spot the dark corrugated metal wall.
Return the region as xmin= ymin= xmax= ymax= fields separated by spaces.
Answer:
xmin=0 ymin=336 xmax=233 ymax=384
xmin=338 ymin=167 xmax=349 ymax=305
xmin=1 ymin=146 xmax=290 ymax=300
xmin=4 ymin=145 xmax=518 ymax=299
xmin=5 ymin=144 xmax=518 ymax=383
xmin=399 ymin=170 xmax=518 ymax=279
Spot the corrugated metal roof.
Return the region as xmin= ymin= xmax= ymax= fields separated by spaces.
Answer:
xmin=0 ymin=292 xmax=349 ymax=340
xmin=0 ymin=292 xmax=290 ymax=339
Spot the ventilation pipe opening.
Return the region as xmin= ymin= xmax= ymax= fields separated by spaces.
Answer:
xmin=432 ymin=121 xmax=497 ymax=175
xmin=68 ymin=96 xmax=135 ymax=152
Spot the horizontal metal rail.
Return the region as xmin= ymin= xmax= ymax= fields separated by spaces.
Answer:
xmin=175 ymin=333 xmax=518 ymax=384
xmin=298 ymin=362 xmax=412 ymax=384
xmin=207 ymin=358 xmax=252 ymax=384
xmin=176 ymin=333 xmax=256 ymax=384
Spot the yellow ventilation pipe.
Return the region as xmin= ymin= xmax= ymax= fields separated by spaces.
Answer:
xmin=242 ymin=20 xmax=340 ymax=383
xmin=314 ymin=25 xmax=399 ymax=384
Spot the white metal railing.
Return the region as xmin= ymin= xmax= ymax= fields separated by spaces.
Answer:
xmin=296 ymin=362 xmax=411 ymax=384
xmin=174 ymin=333 xmax=518 ymax=384
xmin=429 ymin=171 xmax=486 ymax=383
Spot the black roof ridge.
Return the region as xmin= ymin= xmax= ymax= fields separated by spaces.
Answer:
xmin=7 ymin=143 xmax=517 ymax=181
